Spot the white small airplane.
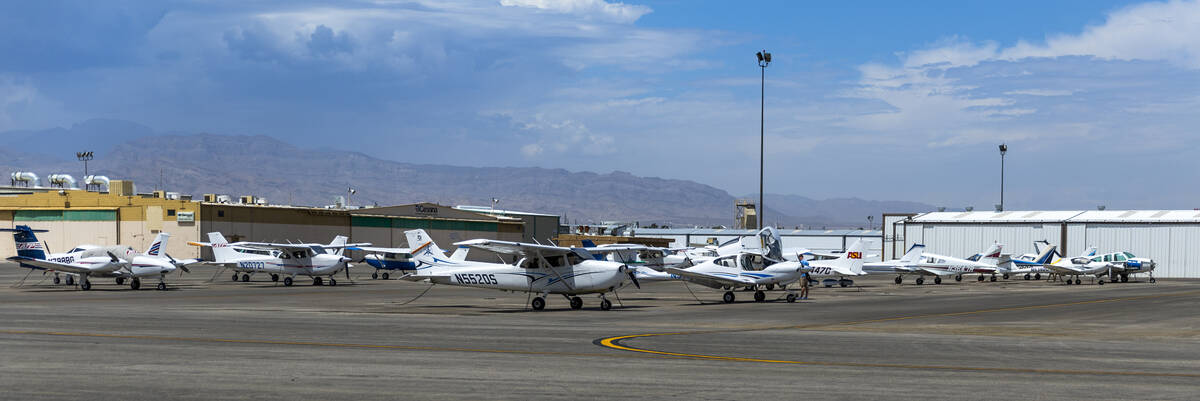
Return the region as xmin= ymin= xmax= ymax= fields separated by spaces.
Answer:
xmin=188 ymin=232 xmax=359 ymax=286
xmin=1044 ymin=246 xmax=1115 ymax=285
xmin=3 ymin=225 xmax=193 ymax=290
xmin=664 ymin=239 xmax=867 ymax=303
xmin=864 ymin=243 xmax=1005 ymax=285
xmin=999 ymin=242 xmax=1059 ymax=280
xmin=1095 ymin=251 xmax=1157 ymax=283
xmin=401 ymin=229 xmax=637 ymax=311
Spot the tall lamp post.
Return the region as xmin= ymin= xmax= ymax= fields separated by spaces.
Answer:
xmin=998 ymin=143 xmax=1007 ymax=212
xmin=756 ymin=50 xmax=771 ymax=229
xmin=76 ymin=151 xmax=94 ymax=179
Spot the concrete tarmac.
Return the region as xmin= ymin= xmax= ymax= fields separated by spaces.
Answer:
xmin=0 ymin=264 xmax=1197 ymax=400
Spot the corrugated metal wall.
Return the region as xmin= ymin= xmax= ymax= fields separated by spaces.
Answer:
xmin=912 ymin=222 xmax=1199 ymax=278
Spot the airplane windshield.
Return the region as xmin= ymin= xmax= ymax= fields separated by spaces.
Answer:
xmin=310 ymin=246 xmax=325 ymax=255
xmin=1115 ymin=253 xmax=1126 ymax=261
xmin=1123 ymin=252 xmax=1136 ymax=258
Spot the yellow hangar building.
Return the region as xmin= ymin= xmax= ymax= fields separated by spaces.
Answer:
xmin=0 ymin=180 xmax=526 ymax=260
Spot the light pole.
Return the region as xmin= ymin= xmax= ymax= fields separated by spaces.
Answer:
xmin=756 ymin=50 xmax=771 ymax=229
xmin=998 ymin=143 xmax=1007 ymax=212
xmin=76 ymin=151 xmax=93 ymax=180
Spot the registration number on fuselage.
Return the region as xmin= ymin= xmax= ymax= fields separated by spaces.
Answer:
xmin=809 ymin=267 xmax=833 ymax=275
xmin=50 ymin=256 xmax=75 ymax=264
xmin=238 ymin=261 xmax=268 ymax=270
xmin=454 ymin=273 xmax=498 ymax=285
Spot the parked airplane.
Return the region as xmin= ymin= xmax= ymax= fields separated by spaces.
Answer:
xmin=347 ymin=245 xmax=468 ymax=279
xmin=1001 ymin=242 xmax=1060 ymax=280
xmin=188 ymin=232 xmax=358 ymax=286
xmin=401 ymin=229 xmax=637 ymax=311
xmin=3 ymin=225 xmax=192 ymax=290
xmin=664 ymin=239 xmax=867 ymax=303
xmin=1045 ymin=246 xmax=1115 ymax=285
xmin=1096 ymin=251 xmax=1157 ymax=283
xmin=864 ymin=243 xmax=1004 ymax=285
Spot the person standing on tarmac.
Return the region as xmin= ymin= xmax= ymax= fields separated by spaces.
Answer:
xmin=800 ymin=271 xmax=810 ymax=300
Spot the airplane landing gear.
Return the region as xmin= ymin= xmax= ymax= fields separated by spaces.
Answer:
xmin=916 ymin=277 xmax=925 ymax=285
xmin=53 ymin=275 xmax=61 ymax=285
xmin=531 ymin=296 xmax=546 ymax=311
xmin=65 ymin=275 xmax=74 ymax=286
xmin=157 ymin=282 xmax=166 ymax=291
xmin=786 ymin=293 xmax=797 ymax=303
xmin=283 ymin=276 xmax=294 ymax=286
xmin=765 ymin=284 xmax=775 ymax=291
xmin=977 ymin=275 xmax=985 ymax=282
xmin=754 ymin=290 xmax=766 ymax=302
xmin=990 ymin=275 xmax=998 ymax=282
xmin=1098 ymin=278 xmax=1105 ymax=285
xmin=329 ymin=277 xmax=337 ymax=286
xmin=271 ymin=274 xmax=279 ymax=282
xmin=1024 ymin=273 xmax=1031 ymax=280
xmin=382 ymin=272 xmax=389 ymax=280
xmin=232 ymin=273 xmax=239 ymax=282
xmin=80 ymin=279 xmax=91 ymax=291
xmin=894 ymin=276 xmax=903 ymax=284
xmin=934 ymin=277 xmax=942 ymax=285
xmin=599 ymin=297 xmax=612 ymax=311
xmin=839 ymin=279 xmax=851 ymax=287
xmin=241 ymin=273 xmax=251 ymax=282
xmin=569 ymin=296 xmax=583 ymax=310
xmin=1075 ymin=278 xmax=1081 ymax=285
xmin=722 ymin=291 xmax=735 ymax=303
xmin=1034 ymin=273 xmax=1041 ymax=280
xmin=116 ymin=277 xmax=126 ymax=285
xmin=313 ymin=277 xmax=323 ymax=286
xmin=1003 ymin=273 xmax=1010 ymax=279
xmin=1121 ymin=273 xmax=1130 ymax=283
xmin=372 ymin=272 xmax=379 ymax=279
xmin=954 ymin=275 xmax=963 ymax=282
xmin=130 ymin=278 xmax=141 ymax=290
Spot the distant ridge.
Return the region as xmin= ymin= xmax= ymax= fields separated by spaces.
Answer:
xmin=0 ymin=120 xmax=934 ymax=227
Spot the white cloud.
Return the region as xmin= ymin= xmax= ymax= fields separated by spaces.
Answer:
xmin=520 ymin=143 xmax=543 ymax=157
xmin=499 ymin=0 xmax=652 ymax=23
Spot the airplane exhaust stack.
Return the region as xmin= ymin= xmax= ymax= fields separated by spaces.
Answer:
xmin=47 ymin=174 xmax=77 ymax=188
xmin=10 ymin=171 xmax=39 ymax=187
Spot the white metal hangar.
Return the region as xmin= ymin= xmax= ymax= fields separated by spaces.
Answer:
xmin=627 ymin=228 xmax=883 ymax=262
xmin=884 ymin=210 xmax=1200 ymax=278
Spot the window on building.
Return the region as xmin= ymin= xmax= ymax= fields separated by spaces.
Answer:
xmin=218 ymin=210 xmax=225 ymax=217
xmin=167 ymin=209 xmax=176 ymax=216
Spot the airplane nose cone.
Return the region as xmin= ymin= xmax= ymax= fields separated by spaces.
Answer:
xmin=340 ymin=256 xmax=352 ymax=263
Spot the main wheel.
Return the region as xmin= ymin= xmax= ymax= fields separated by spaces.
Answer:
xmin=1024 ymin=273 xmax=1031 ymax=280
xmin=766 ymin=284 xmax=775 ymax=291
xmin=990 ymin=275 xmax=997 ymax=282
xmin=1075 ymin=278 xmax=1081 ymax=285
xmin=531 ymin=297 xmax=546 ymax=311
xmin=1121 ymin=274 xmax=1129 ymax=283
xmin=977 ymin=275 xmax=985 ymax=282
xmin=570 ymin=296 xmax=583 ymax=309
xmin=1098 ymin=279 xmax=1104 ymax=285
xmin=130 ymin=278 xmax=141 ymax=290
xmin=894 ymin=276 xmax=903 ymax=284
xmin=1034 ymin=273 xmax=1041 ymax=280
xmin=754 ymin=290 xmax=766 ymax=302
xmin=116 ymin=277 xmax=125 ymax=285
xmin=839 ymin=279 xmax=850 ymax=288
xmin=329 ymin=278 xmax=337 ymax=286
xmin=66 ymin=276 xmax=74 ymax=285
xmin=916 ymin=277 xmax=925 ymax=285
xmin=371 ymin=272 xmax=378 ymax=279
xmin=1064 ymin=279 xmax=1072 ymax=285
xmin=53 ymin=276 xmax=61 ymax=285
xmin=313 ymin=277 xmax=323 ymax=286
xmin=241 ymin=274 xmax=250 ymax=282
xmin=271 ymin=274 xmax=279 ymax=282
xmin=600 ymin=299 xmax=612 ymax=311
xmin=232 ymin=273 xmax=239 ymax=282
xmin=1003 ymin=273 xmax=1010 ymax=279
xmin=382 ymin=272 xmax=389 ymax=280
xmin=81 ymin=280 xmax=91 ymax=291
xmin=954 ymin=275 xmax=962 ymax=282
xmin=934 ymin=277 xmax=942 ymax=285
xmin=156 ymin=282 xmax=166 ymax=291
xmin=283 ymin=277 xmax=293 ymax=286
xmin=723 ymin=291 xmax=735 ymax=303
xmin=786 ymin=293 xmax=797 ymax=303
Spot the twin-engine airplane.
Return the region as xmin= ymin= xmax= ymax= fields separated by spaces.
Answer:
xmin=864 ymin=243 xmax=1007 ymax=285
xmin=664 ymin=239 xmax=868 ymax=303
xmin=3 ymin=225 xmax=193 ymax=290
xmin=401 ymin=229 xmax=638 ymax=311
xmin=188 ymin=232 xmax=360 ymax=286
xmin=347 ymin=245 xmax=468 ymax=280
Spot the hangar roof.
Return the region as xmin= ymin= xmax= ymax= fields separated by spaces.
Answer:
xmin=628 ymin=228 xmax=881 ymax=237
xmin=910 ymin=210 xmax=1200 ymax=224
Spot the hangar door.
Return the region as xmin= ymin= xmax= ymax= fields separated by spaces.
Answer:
xmin=5 ymin=210 xmax=118 ymax=255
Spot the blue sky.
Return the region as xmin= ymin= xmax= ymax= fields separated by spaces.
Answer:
xmin=2 ymin=0 xmax=1199 ymax=210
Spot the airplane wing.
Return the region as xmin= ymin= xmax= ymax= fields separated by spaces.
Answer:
xmin=6 ymin=255 xmax=124 ymax=275
xmin=347 ymin=246 xmax=412 ymax=256
xmin=914 ymin=266 xmax=955 ymax=276
xmin=398 ymin=273 xmax=452 ymax=282
xmin=454 ymin=239 xmax=573 ymax=257
xmin=664 ymin=267 xmax=756 ymax=287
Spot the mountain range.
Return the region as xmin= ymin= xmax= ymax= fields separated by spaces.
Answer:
xmin=0 ymin=119 xmax=934 ymax=227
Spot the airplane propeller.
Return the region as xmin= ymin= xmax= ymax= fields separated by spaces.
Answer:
xmin=164 ymin=253 xmax=191 ymax=274
xmin=623 ymin=264 xmax=641 ymax=289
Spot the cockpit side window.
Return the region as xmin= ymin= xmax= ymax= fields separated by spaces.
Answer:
xmin=1123 ymin=252 xmax=1136 ymax=259
xmin=1115 ymin=253 xmax=1126 ymax=261
xmin=1103 ymin=254 xmax=1111 ymax=262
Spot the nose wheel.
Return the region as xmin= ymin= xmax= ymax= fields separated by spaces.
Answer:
xmin=283 ymin=276 xmax=294 ymax=286
xmin=786 ymin=293 xmax=797 ymax=303
xmin=241 ymin=274 xmax=251 ymax=282
xmin=130 ymin=278 xmax=141 ymax=290
xmin=157 ymin=282 xmax=167 ymax=291
xmin=599 ymin=297 xmax=612 ymax=311
xmin=754 ymin=290 xmax=766 ymax=302
xmin=531 ymin=296 xmax=546 ymax=311
xmin=569 ymin=296 xmax=583 ymax=310
xmin=722 ymin=291 xmax=735 ymax=303
xmin=954 ymin=275 xmax=962 ymax=282
xmin=916 ymin=277 xmax=925 ymax=285
xmin=894 ymin=276 xmax=903 ymax=284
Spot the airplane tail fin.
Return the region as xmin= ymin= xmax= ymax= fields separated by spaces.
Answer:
xmin=450 ymin=245 xmax=470 ymax=261
xmin=580 ymin=239 xmax=597 ymax=248
xmin=146 ymin=232 xmax=169 ymax=258
xmin=899 ymin=243 xmax=925 ymax=263
xmin=1033 ymin=244 xmax=1057 ymax=265
xmin=831 ymin=239 xmax=867 ymax=275
xmin=978 ymin=242 xmax=1003 ymax=262
xmin=206 ymin=232 xmax=239 ymax=263
xmin=405 ymin=229 xmax=449 ymax=267
xmin=2 ymin=225 xmax=50 ymax=260
xmin=329 ymin=235 xmax=348 ymax=256
xmin=1079 ymin=246 xmax=1098 ymax=258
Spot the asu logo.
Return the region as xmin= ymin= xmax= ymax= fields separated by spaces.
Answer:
xmin=847 ymin=252 xmax=862 ymax=259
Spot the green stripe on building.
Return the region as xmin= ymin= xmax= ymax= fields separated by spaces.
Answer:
xmin=351 ymin=215 xmax=498 ymax=232
xmin=14 ymin=210 xmax=117 ymax=221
